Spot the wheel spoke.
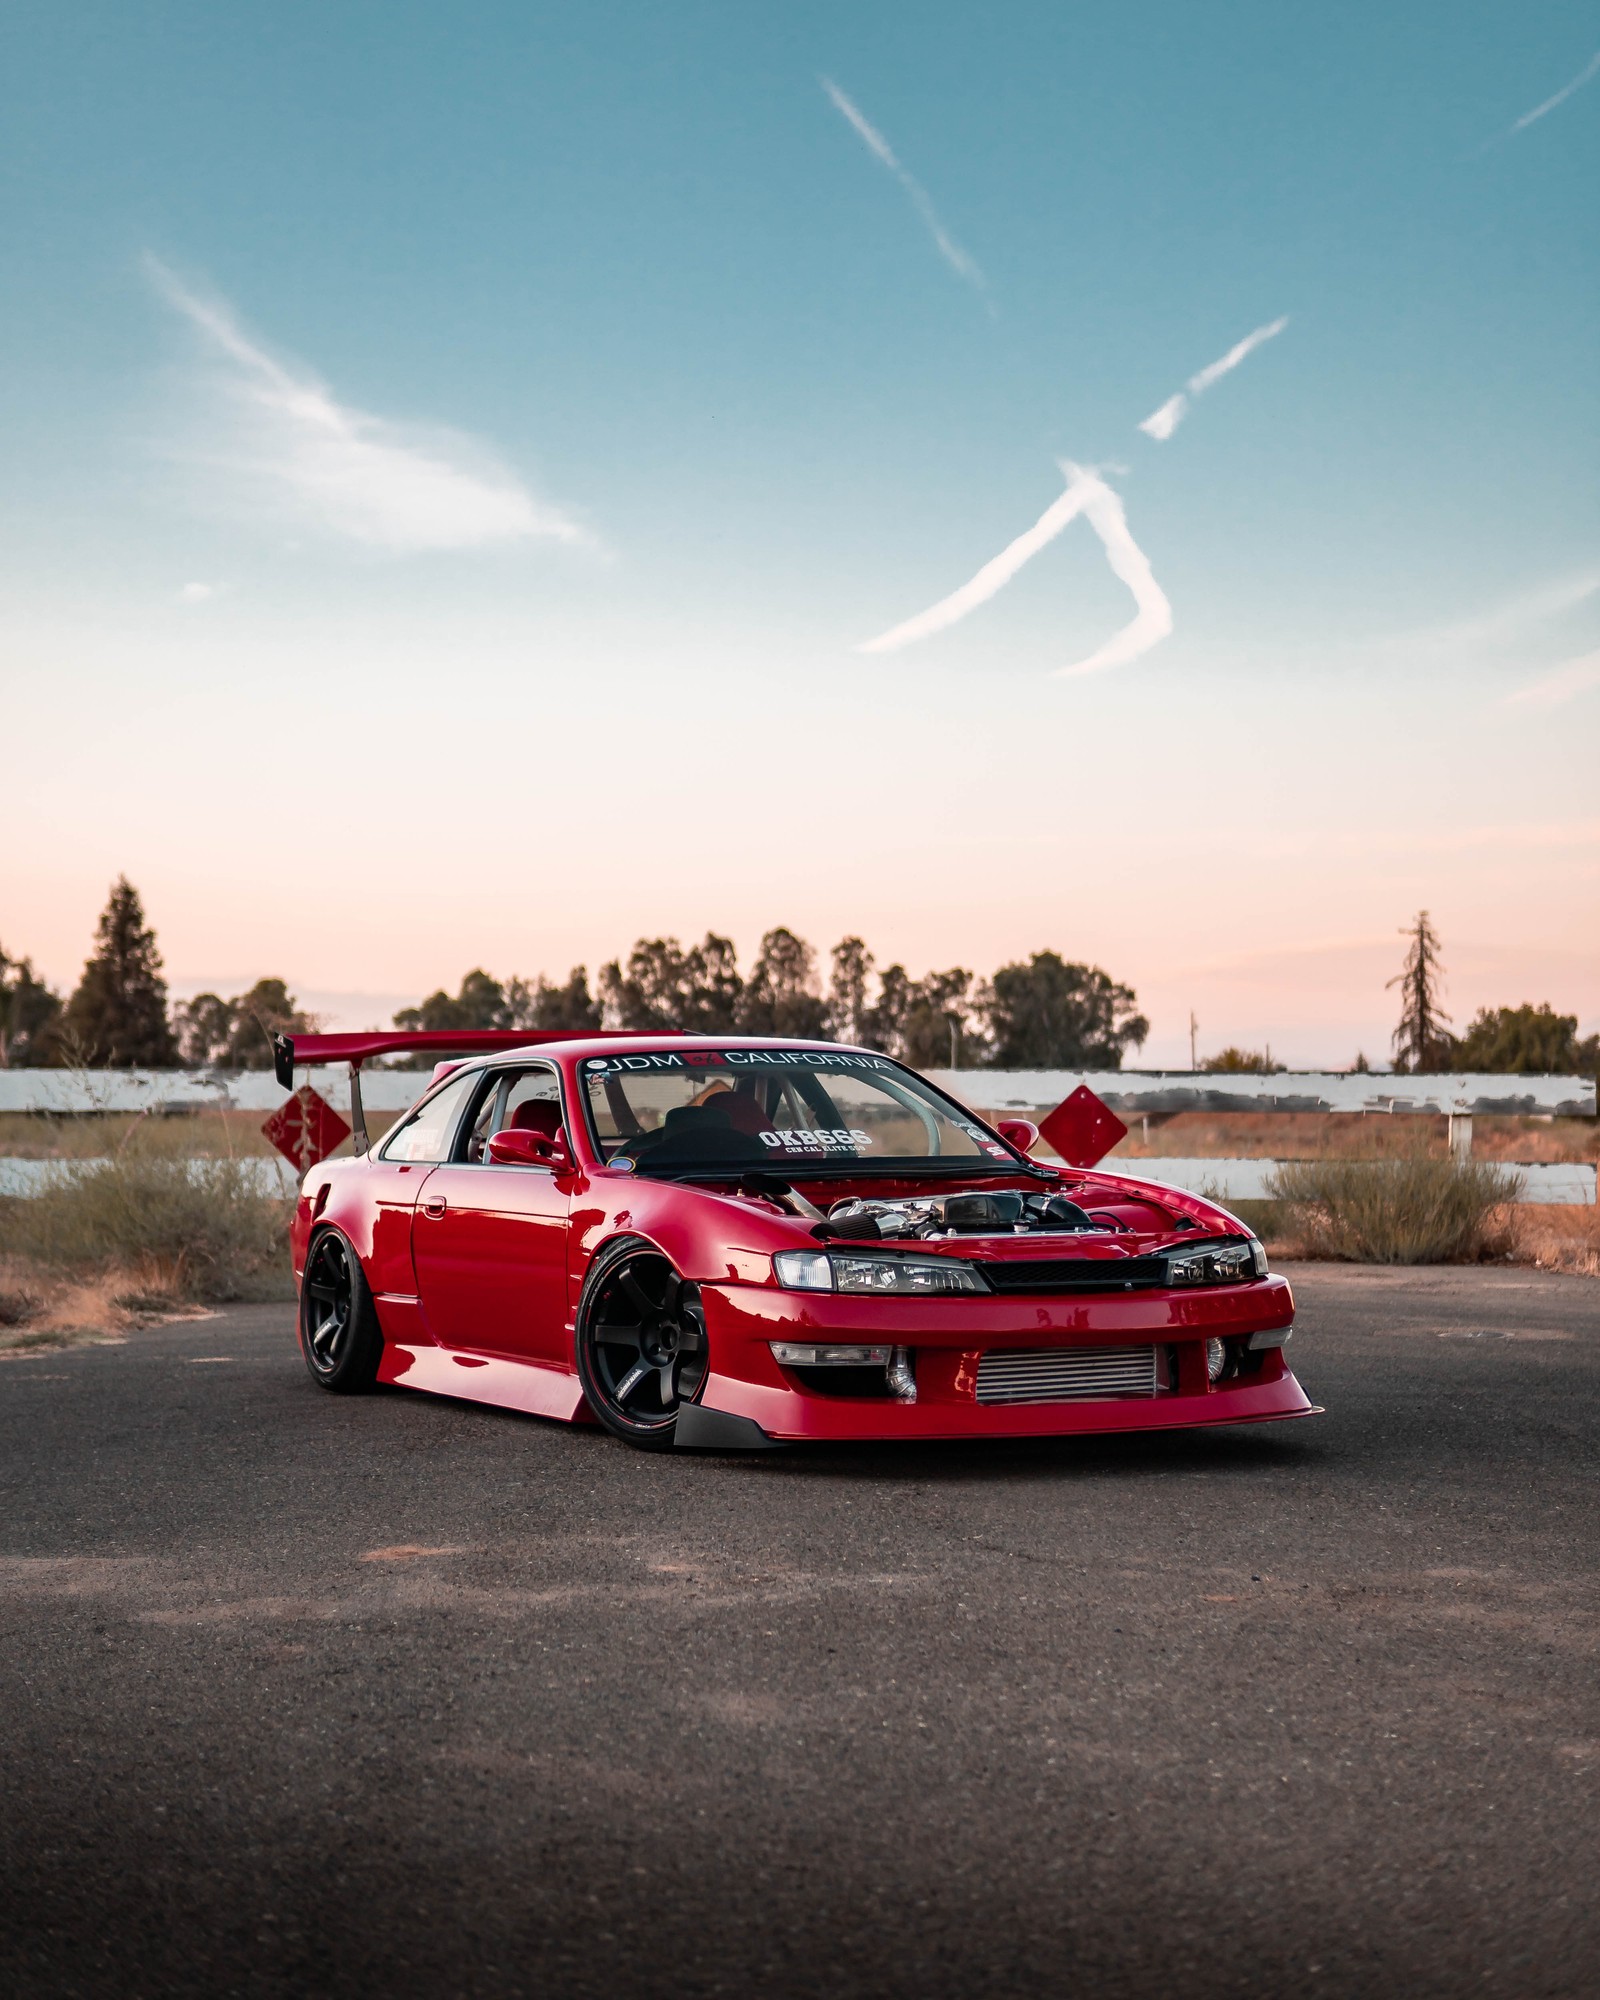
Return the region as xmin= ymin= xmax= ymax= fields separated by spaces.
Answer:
xmin=613 ymin=1359 xmax=651 ymax=1404
xmin=310 ymin=1313 xmax=341 ymax=1356
xmin=593 ymin=1322 xmax=642 ymax=1350
xmin=618 ymin=1269 xmax=660 ymax=1321
xmin=662 ymin=1271 xmax=681 ymax=1316
xmin=658 ymin=1362 xmax=676 ymax=1407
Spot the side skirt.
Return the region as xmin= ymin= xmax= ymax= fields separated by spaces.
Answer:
xmin=377 ymin=1343 xmax=595 ymax=1424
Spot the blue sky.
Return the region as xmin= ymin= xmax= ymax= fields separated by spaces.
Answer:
xmin=2 ymin=1 xmax=1596 ymax=1061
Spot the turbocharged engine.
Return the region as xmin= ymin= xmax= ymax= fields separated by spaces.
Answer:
xmin=823 ymin=1189 xmax=1104 ymax=1241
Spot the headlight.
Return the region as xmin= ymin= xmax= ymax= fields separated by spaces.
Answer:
xmin=771 ymin=1250 xmax=988 ymax=1295
xmin=1166 ymin=1238 xmax=1266 ymax=1286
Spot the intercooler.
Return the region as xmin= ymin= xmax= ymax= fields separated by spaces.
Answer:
xmin=974 ymin=1343 xmax=1160 ymax=1405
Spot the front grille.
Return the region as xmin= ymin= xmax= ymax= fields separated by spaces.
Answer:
xmin=975 ymin=1344 xmax=1160 ymax=1405
xmin=976 ymin=1255 xmax=1170 ymax=1295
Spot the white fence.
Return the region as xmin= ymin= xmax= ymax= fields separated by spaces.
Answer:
xmin=0 ymin=1066 xmax=1593 ymax=1205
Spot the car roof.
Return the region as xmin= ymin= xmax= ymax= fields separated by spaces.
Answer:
xmin=458 ymin=1032 xmax=879 ymax=1068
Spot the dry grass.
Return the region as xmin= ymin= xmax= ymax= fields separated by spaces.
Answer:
xmin=0 ymin=1253 xmax=223 ymax=1354
xmin=1511 ymin=1205 xmax=1600 ymax=1279
xmin=1265 ymin=1156 xmax=1524 ymax=1264
xmin=0 ymin=1147 xmax=295 ymax=1306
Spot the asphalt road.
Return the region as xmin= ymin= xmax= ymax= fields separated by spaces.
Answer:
xmin=2 ymin=1264 xmax=1596 ymax=2000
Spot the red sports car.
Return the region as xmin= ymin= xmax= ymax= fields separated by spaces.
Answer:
xmin=280 ymin=1030 xmax=1317 ymax=1450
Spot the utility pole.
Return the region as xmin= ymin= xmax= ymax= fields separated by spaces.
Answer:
xmin=1189 ymin=1011 xmax=1198 ymax=1071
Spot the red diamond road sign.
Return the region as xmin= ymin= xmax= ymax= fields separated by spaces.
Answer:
xmin=262 ymin=1086 xmax=351 ymax=1174
xmin=1038 ymin=1083 xmax=1128 ymax=1168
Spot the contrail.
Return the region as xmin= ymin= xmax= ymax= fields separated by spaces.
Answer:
xmin=1507 ymin=47 xmax=1600 ymax=134
xmin=857 ymin=461 xmax=1173 ymax=679
xmin=1500 ymin=650 xmax=1600 ymax=711
xmin=820 ymin=77 xmax=987 ymax=294
xmin=1139 ymin=316 xmax=1289 ymax=441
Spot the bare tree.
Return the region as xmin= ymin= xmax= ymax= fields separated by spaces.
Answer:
xmin=1388 ymin=911 xmax=1453 ymax=1073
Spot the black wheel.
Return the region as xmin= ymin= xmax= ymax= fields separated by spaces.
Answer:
xmin=298 ymin=1228 xmax=383 ymax=1393
xmin=575 ymin=1239 xmax=709 ymax=1450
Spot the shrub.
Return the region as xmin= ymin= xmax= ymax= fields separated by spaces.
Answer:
xmin=1265 ymin=1155 xmax=1522 ymax=1264
xmin=0 ymin=1152 xmax=294 ymax=1301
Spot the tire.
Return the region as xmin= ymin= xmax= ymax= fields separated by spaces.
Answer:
xmin=575 ymin=1238 xmax=709 ymax=1450
xmin=298 ymin=1227 xmax=384 ymax=1393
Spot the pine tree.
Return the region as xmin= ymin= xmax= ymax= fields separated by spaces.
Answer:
xmin=60 ymin=878 xmax=178 ymax=1067
xmin=1387 ymin=911 xmax=1453 ymax=1073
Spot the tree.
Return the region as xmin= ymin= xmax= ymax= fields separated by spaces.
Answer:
xmin=1452 ymin=1003 xmax=1598 ymax=1075
xmin=395 ymin=969 xmax=509 ymax=1034
xmin=597 ymin=935 xmax=746 ymax=1032
xmin=175 ymin=978 xmax=313 ymax=1068
xmin=506 ymin=968 xmax=603 ymax=1033
xmin=173 ymin=992 xmax=235 ymax=1067
xmin=0 ymin=948 xmax=63 ymax=1067
xmin=1199 ymin=1047 xmax=1284 ymax=1074
xmin=856 ymin=961 xmax=988 ymax=1065
xmin=899 ymin=968 xmax=979 ymax=1069
xmin=1388 ymin=912 xmax=1452 ymax=1073
xmin=680 ymin=934 xmax=744 ymax=1033
xmin=982 ymin=952 xmax=1149 ymax=1069
xmin=737 ymin=928 xmax=828 ymax=1038
xmin=826 ymin=937 xmax=874 ymax=1047
xmin=60 ymin=878 xmax=178 ymax=1067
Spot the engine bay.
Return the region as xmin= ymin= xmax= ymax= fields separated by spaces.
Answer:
xmin=824 ymin=1188 xmax=1115 ymax=1241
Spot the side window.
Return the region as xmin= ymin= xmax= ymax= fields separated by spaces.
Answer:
xmin=377 ymin=1073 xmax=477 ymax=1163
xmin=498 ymin=1068 xmax=565 ymax=1139
xmin=462 ymin=1075 xmax=508 ymax=1164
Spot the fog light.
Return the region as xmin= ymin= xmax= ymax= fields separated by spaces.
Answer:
xmin=1205 ymin=1337 xmax=1227 ymax=1383
xmin=886 ymin=1346 xmax=916 ymax=1403
xmin=770 ymin=1341 xmax=893 ymax=1367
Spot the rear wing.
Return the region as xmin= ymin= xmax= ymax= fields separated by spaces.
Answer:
xmin=272 ymin=1029 xmax=682 ymax=1156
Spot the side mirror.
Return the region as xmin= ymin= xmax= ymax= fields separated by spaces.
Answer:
xmin=487 ymin=1126 xmax=572 ymax=1171
xmin=996 ymin=1117 xmax=1040 ymax=1155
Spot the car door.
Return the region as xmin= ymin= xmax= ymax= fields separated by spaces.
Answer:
xmin=365 ymin=1070 xmax=482 ymax=1299
xmin=411 ymin=1065 xmax=575 ymax=1366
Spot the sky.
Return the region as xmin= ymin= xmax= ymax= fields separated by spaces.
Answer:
xmin=2 ymin=0 xmax=1596 ymax=1065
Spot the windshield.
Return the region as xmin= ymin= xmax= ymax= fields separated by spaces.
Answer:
xmin=580 ymin=1049 xmax=1020 ymax=1176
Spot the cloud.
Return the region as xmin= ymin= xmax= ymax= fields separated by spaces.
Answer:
xmin=146 ymin=257 xmax=591 ymax=554
xmin=1506 ymin=47 xmax=1600 ymax=134
xmin=1386 ymin=572 xmax=1600 ymax=657
xmin=820 ymin=78 xmax=988 ymax=296
xmin=1500 ymin=650 xmax=1600 ymax=711
xmin=176 ymin=582 xmax=219 ymax=604
xmin=857 ymin=460 xmax=1172 ymax=678
xmin=1139 ymin=316 xmax=1289 ymax=441
xmin=1138 ymin=394 xmax=1187 ymax=443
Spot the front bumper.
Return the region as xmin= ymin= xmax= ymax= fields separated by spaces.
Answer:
xmin=689 ymin=1275 xmax=1317 ymax=1444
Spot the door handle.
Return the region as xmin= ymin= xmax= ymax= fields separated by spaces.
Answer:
xmin=422 ymin=1196 xmax=447 ymax=1218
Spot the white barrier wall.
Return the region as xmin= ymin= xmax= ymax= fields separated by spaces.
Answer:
xmin=0 ymin=1067 xmax=1592 ymax=1203
xmin=2 ymin=1067 xmax=1594 ymax=1117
